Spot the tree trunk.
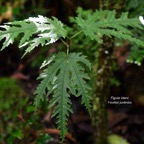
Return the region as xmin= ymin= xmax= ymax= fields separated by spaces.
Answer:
xmin=91 ymin=1 xmax=125 ymax=144
xmin=92 ymin=36 xmax=114 ymax=144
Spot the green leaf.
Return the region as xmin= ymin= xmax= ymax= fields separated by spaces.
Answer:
xmin=26 ymin=105 xmax=35 ymax=113
xmin=108 ymin=134 xmax=129 ymax=144
xmin=34 ymin=52 xmax=91 ymax=140
xmin=74 ymin=8 xmax=144 ymax=47
xmin=68 ymin=53 xmax=91 ymax=114
xmin=0 ymin=15 xmax=67 ymax=56
xmin=0 ymin=6 xmax=7 ymax=14
xmin=36 ymin=134 xmax=51 ymax=144
xmin=12 ymin=129 xmax=22 ymax=139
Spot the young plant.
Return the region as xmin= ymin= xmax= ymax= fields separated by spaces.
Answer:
xmin=0 ymin=8 xmax=144 ymax=142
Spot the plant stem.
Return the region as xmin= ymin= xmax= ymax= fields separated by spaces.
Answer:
xmin=70 ymin=31 xmax=82 ymax=39
xmin=60 ymin=38 xmax=68 ymax=47
xmin=61 ymin=31 xmax=82 ymax=55
xmin=67 ymin=39 xmax=70 ymax=55
xmin=60 ymin=38 xmax=70 ymax=55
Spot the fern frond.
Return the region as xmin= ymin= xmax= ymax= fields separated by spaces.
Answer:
xmin=74 ymin=8 xmax=144 ymax=47
xmin=34 ymin=52 xmax=91 ymax=139
xmin=0 ymin=15 xmax=67 ymax=56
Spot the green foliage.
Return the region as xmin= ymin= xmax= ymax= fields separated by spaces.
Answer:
xmin=0 ymin=6 xmax=7 ymax=14
xmin=0 ymin=8 xmax=144 ymax=141
xmin=108 ymin=134 xmax=129 ymax=144
xmin=0 ymin=78 xmax=27 ymax=143
xmin=125 ymin=0 xmax=144 ymax=17
xmin=34 ymin=52 xmax=91 ymax=139
xmin=73 ymin=8 xmax=144 ymax=47
xmin=0 ymin=15 xmax=67 ymax=56
xmin=127 ymin=46 xmax=144 ymax=66
xmin=0 ymin=77 xmax=51 ymax=143
xmin=0 ymin=78 xmax=28 ymax=112
xmin=124 ymin=1 xmax=144 ymax=65
xmin=36 ymin=134 xmax=51 ymax=144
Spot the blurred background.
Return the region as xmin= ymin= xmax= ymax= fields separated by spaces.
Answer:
xmin=0 ymin=0 xmax=144 ymax=144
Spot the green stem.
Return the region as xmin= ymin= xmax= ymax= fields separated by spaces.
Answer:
xmin=61 ymin=31 xmax=82 ymax=55
xmin=70 ymin=31 xmax=82 ymax=39
xmin=60 ymin=38 xmax=70 ymax=55
xmin=60 ymin=38 xmax=68 ymax=47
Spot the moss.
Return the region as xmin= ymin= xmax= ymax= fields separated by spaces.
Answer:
xmin=0 ymin=77 xmax=29 ymax=142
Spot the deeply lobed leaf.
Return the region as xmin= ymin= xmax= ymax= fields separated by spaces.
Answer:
xmin=0 ymin=15 xmax=67 ymax=56
xmin=73 ymin=8 xmax=144 ymax=47
xmin=34 ymin=52 xmax=91 ymax=140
